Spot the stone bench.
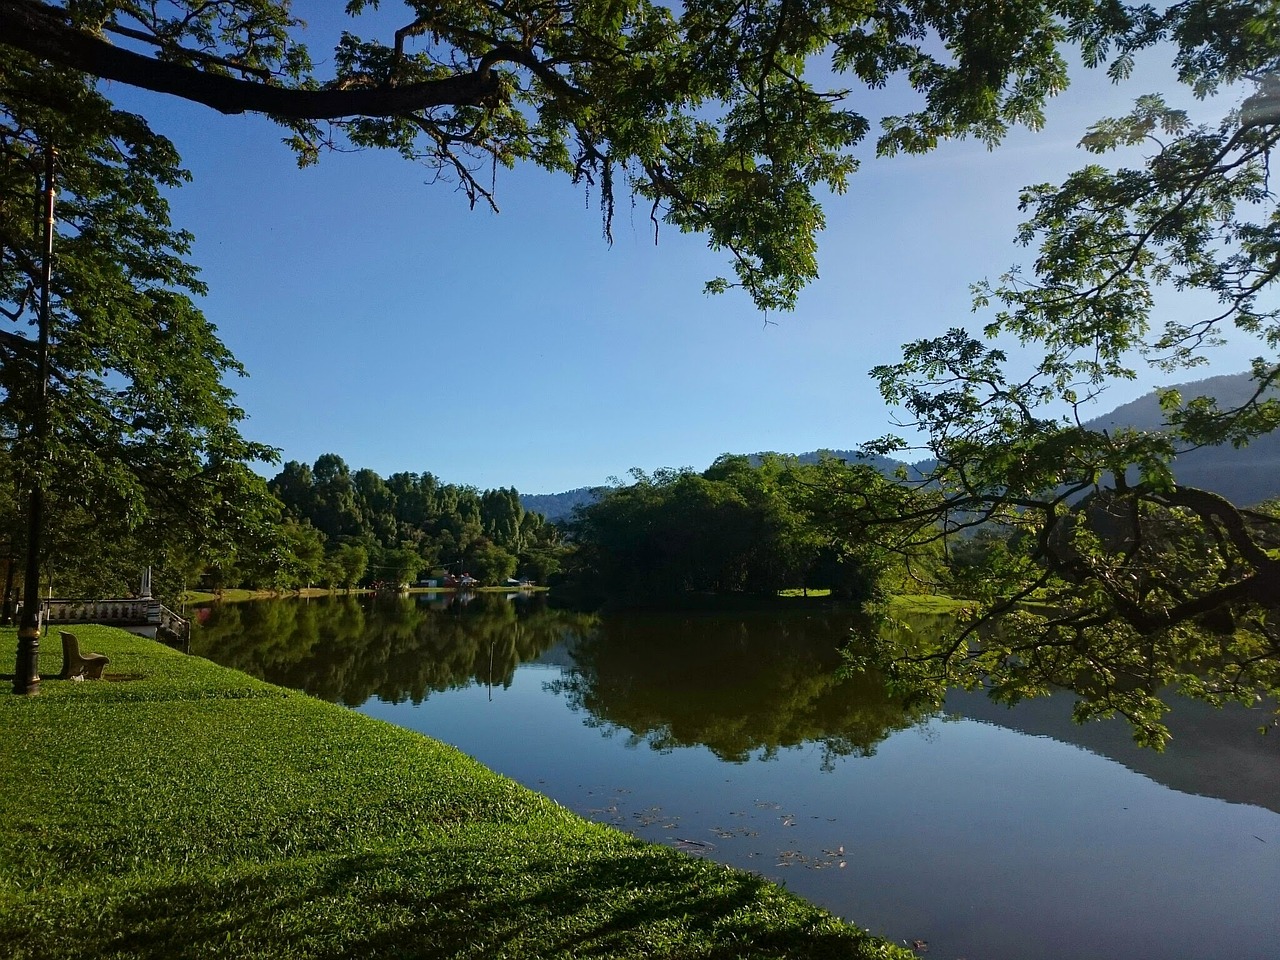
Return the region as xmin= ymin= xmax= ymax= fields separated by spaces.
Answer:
xmin=59 ymin=631 xmax=109 ymax=680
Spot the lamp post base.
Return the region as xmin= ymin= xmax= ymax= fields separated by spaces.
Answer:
xmin=12 ymin=626 xmax=40 ymax=695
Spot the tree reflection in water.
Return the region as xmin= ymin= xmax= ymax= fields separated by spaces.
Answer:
xmin=191 ymin=593 xmax=598 ymax=706
xmin=192 ymin=596 xmax=939 ymax=768
xmin=550 ymin=606 xmax=938 ymax=768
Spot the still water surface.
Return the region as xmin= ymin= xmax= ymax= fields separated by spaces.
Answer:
xmin=191 ymin=594 xmax=1280 ymax=960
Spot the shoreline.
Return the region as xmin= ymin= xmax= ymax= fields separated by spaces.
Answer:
xmin=1 ymin=625 xmax=912 ymax=959
xmin=182 ymin=585 xmax=551 ymax=604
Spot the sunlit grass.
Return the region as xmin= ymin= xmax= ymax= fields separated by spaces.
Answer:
xmin=887 ymin=594 xmax=971 ymax=614
xmin=0 ymin=626 xmax=910 ymax=960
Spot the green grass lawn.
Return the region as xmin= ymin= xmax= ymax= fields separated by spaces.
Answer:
xmin=885 ymin=594 xmax=972 ymax=615
xmin=1 ymin=626 xmax=910 ymax=960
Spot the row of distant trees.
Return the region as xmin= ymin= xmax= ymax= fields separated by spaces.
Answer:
xmin=0 ymin=443 xmax=904 ymax=605
xmin=0 ymin=438 xmax=924 ymax=606
xmin=255 ymin=454 xmax=566 ymax=592
xmin=0 ymin=447 xmax=566 ymax=605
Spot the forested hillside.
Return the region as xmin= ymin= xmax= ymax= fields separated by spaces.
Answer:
xmin=259 ymin=455 xmax=565 ymax=590
xmin=1084 ymin=372 xmax=1280 ymax=506
xmin=519 ymin=487 xmax=605 ymax=524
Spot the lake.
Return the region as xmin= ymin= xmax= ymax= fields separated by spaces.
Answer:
xmin=190 ymin=593 xmax=1280 ymax=960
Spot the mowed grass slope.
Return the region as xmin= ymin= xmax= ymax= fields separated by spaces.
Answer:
xmin=1 ymin=626 xmax=909 ymax=960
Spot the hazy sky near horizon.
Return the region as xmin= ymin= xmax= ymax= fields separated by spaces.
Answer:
xmin=106 ymin=4 xmax=1264 ymax=494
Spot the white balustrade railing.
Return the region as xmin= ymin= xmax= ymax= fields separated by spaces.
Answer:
xmin=37 ymin=597 xmax=190 ymax=639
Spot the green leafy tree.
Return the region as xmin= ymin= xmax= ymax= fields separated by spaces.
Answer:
xmin=468 ymin=540 xmax=518 ymax=585
xmin=334 ymin=543 xmax=369 ymax=591
xmin=565 ymin=456 xmax=882 ymax=600
xmin=0 ymin=0 xmax=1187 ymax=310
xmin=319 ymin=555 xmax=346 ymax=591
xmin=843 ymin=21 xmax=1280 ymax=746
xmin=309 ymin=454 xmax=365 ymax=540
xmin=267 ymin=456 xmax=561 ymax=587
xmin=353 ymin=468 xmax=398 ymax=545
xmin=0 ymin=47 xmax=279 ymax=610
xmin=383 ymin=543 xmax=425 ymax=586
xmin=268 ymin=461 xmax=317 ymax=521
xmin=481 ymin=488 xmax=526 ymax=552
xmin=278 ymin=519 xmax=327 ymax=588
xmin=518 ymin=544 xmax=563 ymax=585
xmin=946 ymin=527 xmax=1017 ymax=598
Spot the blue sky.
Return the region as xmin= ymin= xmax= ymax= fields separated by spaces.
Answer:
xmin=108 ymin=6 xmax=1261 ymax=494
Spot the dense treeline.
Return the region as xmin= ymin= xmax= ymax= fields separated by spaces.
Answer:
xmin=0 ymin=438 xmax=942 ymax=609
xmin=255 ymin=454 xmax=566 ymax=592
xmin=0 ymin=446 xmax=564 ymax=605
xmin=560 ymin=454 xmax=926 ymax=602
xmin=0 ymin=442 xmax=282 ymax=607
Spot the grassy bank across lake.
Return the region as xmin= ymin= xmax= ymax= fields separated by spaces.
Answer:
xmin=1 ymin=627 xmax=910 ymax=959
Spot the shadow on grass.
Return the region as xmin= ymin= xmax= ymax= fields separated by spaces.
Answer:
xmin=2 ymin=841 xmax=892 ymax=960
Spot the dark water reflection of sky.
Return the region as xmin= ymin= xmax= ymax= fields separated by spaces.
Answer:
xmin=194 ymin=596 xmax=1280 ymax=960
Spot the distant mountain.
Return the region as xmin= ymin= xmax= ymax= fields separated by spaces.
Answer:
xmin=1084 ymin=372 xmax=1280 ymax=506
xmin=520 ymin=372 xmax=1280 ymax=522
xmin=796 ymin=375 xmax=1280 ymax=506
xmin=1085 ymin=372 xmax=1272 ymax=433
xmin=520 ymin=486 xmax=605 ymax=523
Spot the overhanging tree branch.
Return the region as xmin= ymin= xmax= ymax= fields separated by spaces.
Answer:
xmin=0 ymin=0 xmax=502 ymax=118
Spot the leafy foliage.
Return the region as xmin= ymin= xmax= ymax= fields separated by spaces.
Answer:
xmin=0 ymin=45 xmax=280 ymax=604
xmin=266 ymin=454 xmax=565 ymax=587
xmin=1 ymin=0 xmax=1229 ymax=310
xmin=842 ymin=7 xmax=1280 ymax=746
xmin=564 ymin=454 xmax=894 ymax=601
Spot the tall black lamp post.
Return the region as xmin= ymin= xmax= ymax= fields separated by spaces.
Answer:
xmin=12 ymin=141 xmax=55 ymax=696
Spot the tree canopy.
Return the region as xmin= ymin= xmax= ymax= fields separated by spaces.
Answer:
xmin=563 ymin=454 xmax=912 ymax=601
xmin=4 ymin=0 xmax=1256 ymax=309
xmin=824 ymin=6 xmax=1280 ymax=746
xmin=0 ymin=41 xmax=280 ymax=606
xmin=266 ymin=454 xmax=562 ymax=588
